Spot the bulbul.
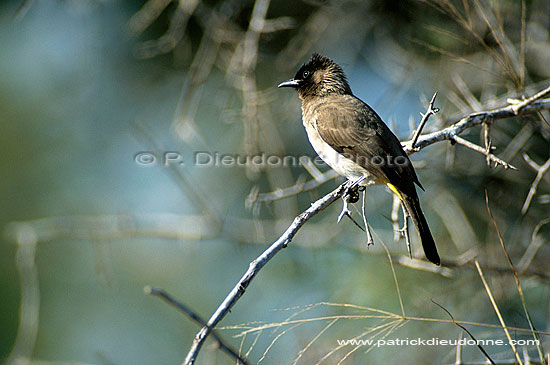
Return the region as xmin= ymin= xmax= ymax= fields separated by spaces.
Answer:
xmin=278 ymin=53 xmax=440 ymax=265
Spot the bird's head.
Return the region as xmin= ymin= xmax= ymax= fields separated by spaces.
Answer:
xmin=278 ymin=53 xmax=352 ymax=99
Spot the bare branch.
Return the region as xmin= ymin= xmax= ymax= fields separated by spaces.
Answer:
xmin=403 ymin=97 xmax=550 ymax=154
xmin=399 ymin=203 xmax=412 ymax=259
xmin=246 ymin=170 xmax=339 ymax=206
xmin=517 ymin=218 xmax=550 ymax=272
xmin=521 ymin=154 xmax=550 ymax=214
xmin=13 ymin=0 xmax=34 ymax=21
xmin=227 ymin=0 xmax=271 ymax=168
xmin=451 ymin=135 xmax=516 ymax=169
xmin=388 ymin=193 xmax=412 ymax=258
xmin=261 ymin=17 xmax=296 ymax=33
xmin=145 ymin=286 xmax=248 ymax=365
xmin=300 ymin=156 xmax=326 ymax=181
xmin=361 ymin=189 xmax=374 ymax=246
xmin=133 ymin=0 xmax=200 ymax=59
xmin=452 ymin=74 xmax=483 ymax=111
xmin=410 ymin=92 xmax=439 ymax=150
xmin=508 ymin=84 xmax=550 ymax=114
xmin=6 ymin=229 xmax=39 ymax=364
xmin=128 ymin=0 xmax=172 ymax=36
xmin=482 ymin=121 xmax=493 ymax=167
xmin=432 ymin=300 xmax=496 ymax=365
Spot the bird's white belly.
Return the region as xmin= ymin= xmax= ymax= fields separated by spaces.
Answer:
xmin=304 ymin=121 xmax=378 ymax=186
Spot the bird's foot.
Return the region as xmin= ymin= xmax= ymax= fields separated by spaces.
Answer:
xmin=338 ymin=180 xmax=360 ymax=222
xmin=342 ymin=177 xmax=364 ymax=204
xmin=337 ymin=183 xmax=366 ymax=232
xmin=346 ymin=186 xmax=360 ymax=204
xmin=338 ymin=177 xmax=369 ymax=232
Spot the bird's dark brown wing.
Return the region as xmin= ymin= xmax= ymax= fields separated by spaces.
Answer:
xmin=313 ymin=94 xmax=423 ymax=191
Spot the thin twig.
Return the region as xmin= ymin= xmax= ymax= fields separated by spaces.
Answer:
xmin=482 ymin=121 xmax=493 ymax=167
xmin=144 ymin=286 xmax=248 ymax=365
xmin=133 ymin=0 xmax=200 ymax=58
xmin=474 ymin=261 xmax=523 ymax=365
xmin=6 ymin=230 xmax=39 ymax=364
xmin=399 ymin=203 xmax=412 ymax=259
xmin=517 ymin=218 xmax=550 ymax=272
xmin=227 ymin=0 xmax=271 ymax=174
xmin=521 ymin=154 xmax=550 ymax=214
xmin=455 ymin=331 xmax=463 ymax=365
xmin=13 ymin=0 xmax=34 ymax=20
xmin=246 ymin=170 xmax=339 ymax=207
xmin=453 ymin=74 xmax=483 ymax=111
xmin=128 ymin=0 xmax=173 ymax=35
xmin=509 ymin=84 xmax=550 ymax=114
xmin=376 ymin=239 xmax=405 ymax=317
xmin=485 ymin=193 xmax=545 ymax=365
xmin=451 ymin=135 xmax=516 ymax=169
xmin=432 ymin=300 xmax=496 ymax=365
xmin=410 ymin=92 xmax=439 ymax=150
xmin=361 ymin=189 xmax=374 ymax=246
xmin=226 ymin=302 xmax=550 ymax=336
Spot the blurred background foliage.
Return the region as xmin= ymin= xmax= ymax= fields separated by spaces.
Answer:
xmin=1 ymin=0 xmax=549 ymax=363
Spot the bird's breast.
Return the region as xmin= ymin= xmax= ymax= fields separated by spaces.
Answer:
xmin=303 ymin=119 xmax=378 ymax=186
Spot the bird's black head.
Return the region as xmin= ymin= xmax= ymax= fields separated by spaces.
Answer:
xmin=278 ymin=53 xmax=352 ymax=99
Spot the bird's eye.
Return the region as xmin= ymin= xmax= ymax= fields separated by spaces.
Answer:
xmin=302 ymin=70 xmax=310 ymax=78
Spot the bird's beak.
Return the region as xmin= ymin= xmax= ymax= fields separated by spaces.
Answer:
xmin=277 ymin=78 xmax=300 ymax=88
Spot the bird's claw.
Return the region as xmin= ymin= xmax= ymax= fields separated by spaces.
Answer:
xmin=346 ymin=186 xmax=360 ymax=203
xmin=338 ymin=178 xmax=363 ymax=223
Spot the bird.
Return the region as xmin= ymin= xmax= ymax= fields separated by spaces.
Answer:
xmin=278 ymin=53 xmax=440 ymax=265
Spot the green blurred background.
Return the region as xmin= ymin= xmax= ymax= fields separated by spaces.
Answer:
xmin=1 ymin=0 xmax=549 ymax=364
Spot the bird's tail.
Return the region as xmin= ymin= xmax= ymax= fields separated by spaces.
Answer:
xmin=387 ymin=183 xmax=440 ymax=265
